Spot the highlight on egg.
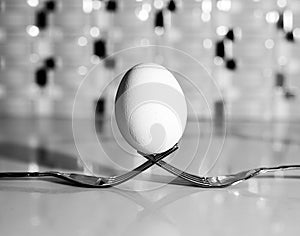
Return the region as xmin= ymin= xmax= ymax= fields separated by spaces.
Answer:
xmin=114 ymin=63 xmax=187 ymax=155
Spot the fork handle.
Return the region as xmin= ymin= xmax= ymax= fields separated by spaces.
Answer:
xmin=0 ymin=171 xmax=55 ymax=178
xmin=259 ymin=165 xmax=300 ymax=174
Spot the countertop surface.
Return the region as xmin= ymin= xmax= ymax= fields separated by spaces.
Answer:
xmin=0 ymin=118 xmax=300 ymax=236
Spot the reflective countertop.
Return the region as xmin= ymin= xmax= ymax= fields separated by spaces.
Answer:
xmin=0 ymin=118 xmax=300 ymax=236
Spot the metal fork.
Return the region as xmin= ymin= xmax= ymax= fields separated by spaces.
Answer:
xmin=0 ymin=144 xmax=179 ymax=188
xmin=1 ymin=143 xmax=300 ymax=188
xmin=142 ymin=153 xmax=300 ymax=187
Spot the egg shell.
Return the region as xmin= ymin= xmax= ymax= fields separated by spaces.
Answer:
xmin=115 ymin=63 xmax=187 ymax=154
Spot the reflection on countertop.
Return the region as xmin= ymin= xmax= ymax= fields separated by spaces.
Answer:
xmin=0 ymin=118 xmax=300 ymax=235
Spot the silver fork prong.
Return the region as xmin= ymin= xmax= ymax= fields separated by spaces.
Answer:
xmin=106 ymin=148 xmax=178 ymax=186
xmin=99 ymin=144 xmax=179 ymax=187
xmin=142 ymin=155 xmax=211 ymax=187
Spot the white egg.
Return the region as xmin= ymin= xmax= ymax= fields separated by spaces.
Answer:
xmin=115 ymin=63 xmax=187 ymax=154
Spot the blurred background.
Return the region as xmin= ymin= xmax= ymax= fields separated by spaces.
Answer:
xmin=0 ymin=0 xmax=299 ymax=120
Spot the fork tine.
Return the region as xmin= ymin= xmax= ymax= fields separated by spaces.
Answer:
xmin=105 ymin=144 xmax=179 ymax=186
xmin=142 ymin=154 xmax=210 ymax=185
